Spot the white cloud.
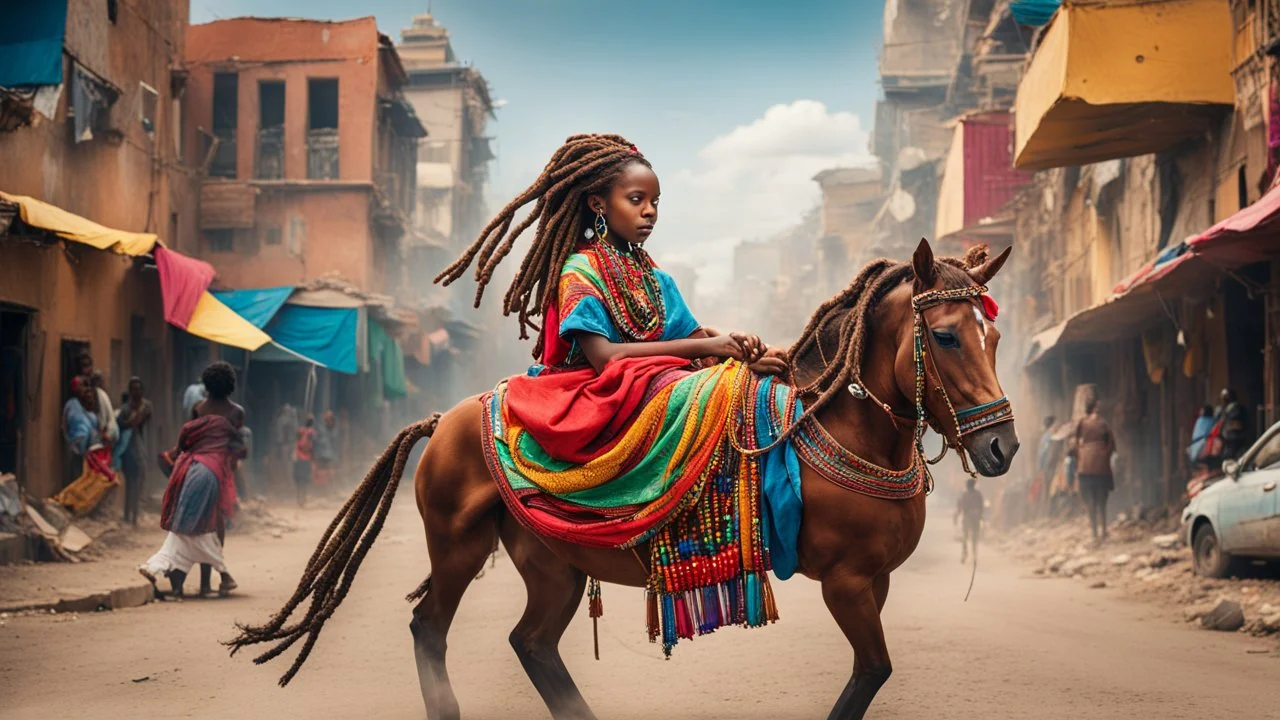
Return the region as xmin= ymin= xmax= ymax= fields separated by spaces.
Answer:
xmin=652 ymin=100 xmax=873 ymax=294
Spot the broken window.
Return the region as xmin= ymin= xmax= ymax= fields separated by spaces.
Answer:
xmin=70 ymin=64 xmax=119 ymax=143
xmin=210 ymin=72 xmax=238 ymax=178
xmin=205 ymin=229 xmax=234 ymax=253
xmin=307 ymin=78 xmax=339 ymax=179
xmin=256 ymin=80 xmax=285 ymax=179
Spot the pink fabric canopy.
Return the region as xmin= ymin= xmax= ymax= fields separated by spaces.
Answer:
xmin=154 ymin=245 xmax=216 ymax=328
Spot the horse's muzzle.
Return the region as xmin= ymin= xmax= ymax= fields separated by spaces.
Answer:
xmin=961 ymin=422 xmax=1019 ymax=477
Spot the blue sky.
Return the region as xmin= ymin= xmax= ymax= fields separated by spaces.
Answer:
xmin=191 ymin=0 xmax=885 ymax=292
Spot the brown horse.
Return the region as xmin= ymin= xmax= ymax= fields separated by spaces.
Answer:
xmin=229 ymin=239 xmax=1019 ymax=720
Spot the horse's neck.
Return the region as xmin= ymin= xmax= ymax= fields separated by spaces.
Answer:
xmin=813 ymin=388 xmax=916 ymax=470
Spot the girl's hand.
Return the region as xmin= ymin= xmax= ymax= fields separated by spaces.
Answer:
xmin=703 ymin=333 xmax=766 ymax=363
xmin=749 ymin=346 xmax=789 ymax=376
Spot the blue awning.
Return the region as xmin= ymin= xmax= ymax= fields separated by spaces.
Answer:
xmin=212 ymin=288 xmax=361 ymax=373
xmin=211 ymin=287 xmax=294 ymax=328
xmin=1011 ymin=0 xmax=1061 ymax=27
xmin=0 ymin=1 xmax=69 ymax=87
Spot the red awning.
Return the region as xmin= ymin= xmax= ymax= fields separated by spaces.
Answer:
xmin=1187 ymin=182 xmax=1280 ymax=266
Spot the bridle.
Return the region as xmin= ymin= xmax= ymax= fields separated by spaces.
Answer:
xmin=845 ymin=282 xmax=1014 ymax=489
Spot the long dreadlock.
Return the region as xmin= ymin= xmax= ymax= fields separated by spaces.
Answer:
xmin=434 ymin=134 xmax=651 ymax=358
xmin=765 ymin=244 xmax=991 ymax=450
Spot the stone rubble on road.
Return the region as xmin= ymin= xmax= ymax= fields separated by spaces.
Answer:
xmin=993 ymin=516 xmax=1280 ymax=642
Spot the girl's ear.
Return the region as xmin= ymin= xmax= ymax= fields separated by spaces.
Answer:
xmin=587 ymin=194 xmax=606 ymax=215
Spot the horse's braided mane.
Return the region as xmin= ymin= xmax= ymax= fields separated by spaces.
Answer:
xmin=774 ymin=245 xmax=987 ymax=447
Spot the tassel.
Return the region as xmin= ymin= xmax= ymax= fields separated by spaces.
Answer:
xmin=587 ymin=577 xmax=602 ymax=660
xmin=646 ymin=589 xmax=659 ymax=644
xmin=661 ymin=594 xmax=677 ymax=656
xmin=746 ymin=572 xmax=762 ymax=627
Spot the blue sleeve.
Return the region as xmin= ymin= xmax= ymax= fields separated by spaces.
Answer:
xmin=559 ymin=295 xmax=621 ymax=342
xmin=657 ymin=270 xmax=700 ymax=339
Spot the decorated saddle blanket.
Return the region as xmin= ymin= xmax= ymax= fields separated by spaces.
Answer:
xmin=482 ymin=357 xmax=805 ymax=654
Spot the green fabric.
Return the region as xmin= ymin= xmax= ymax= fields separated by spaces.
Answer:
xmin=368 ymin=321 xmax=408 ymax=399
xmin=499 ymin=368 xmax=722 ymax=508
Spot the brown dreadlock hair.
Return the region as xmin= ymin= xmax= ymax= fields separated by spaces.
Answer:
xmin=434 ymin=133 xmax=652 ymax=358
xmin=770 ymin=243 xmax=992 ymax=448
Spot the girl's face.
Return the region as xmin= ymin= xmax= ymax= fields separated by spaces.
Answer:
xmin=590 ymin=162 xmax=660 ymax=246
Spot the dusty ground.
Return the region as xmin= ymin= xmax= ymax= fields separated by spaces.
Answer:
xmin=2 ymin=496 xmax=1279 ymax=720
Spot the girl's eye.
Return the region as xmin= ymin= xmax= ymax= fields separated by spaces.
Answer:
xmin=932 ymin=330 xmax=959 ymax=348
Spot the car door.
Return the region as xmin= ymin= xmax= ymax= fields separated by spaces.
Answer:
xmin=1218 ymin=429 xmax=1280 ymax=555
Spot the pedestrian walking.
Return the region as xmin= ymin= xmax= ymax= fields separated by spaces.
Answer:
xmin=1215 ymin=388 xmax=1251 ymax=461
xmin=52 ymin=375 xmax=120 ymax=515
xmin=313 ymin=410 xmax=338 ymax=490
xmin=115 ymin=377 xmax=152 ymax=525
xmin=1074 ymin=398 xmax=1115 ymax=543
xmin=139 ymin=362 xmax=242 ymax=598
xmin=272 ymin=403 xmax=298 ymax=491
xmin=954 ymin=477 xmax=984 ymax=564
xmin=181 ymin=375 xmax=207 ymax=419
xmin=293 ymin=416 xmax=315 ymax=507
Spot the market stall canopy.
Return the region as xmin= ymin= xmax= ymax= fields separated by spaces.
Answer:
xmin=0 ymin=1 xmax=68 ymax=87
xmin=1024 ymin=245 xmax=1216 ymax=367
xmin=1186 ymin=180 xmax=1280 ymax=266
xmin=0 ymin=191 xmax=269 ymax=350
xmin=1013 ymin=0 xmax=1234 ymax=170
xmin=213 ymin=288 xmax=361 ymax=373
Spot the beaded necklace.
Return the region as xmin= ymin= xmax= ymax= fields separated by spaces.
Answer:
xmin=592 ymin=240 xmax=666 ymax=342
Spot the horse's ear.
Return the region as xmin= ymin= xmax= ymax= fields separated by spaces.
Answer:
xmin=912 ymin=238 xmax=937 ymax=287
xmin=969 ymin=246 xmax=1012 ymax=285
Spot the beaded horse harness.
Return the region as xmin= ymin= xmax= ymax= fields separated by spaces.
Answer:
xmin=802 ymin=282 xmax=1014 ymax=498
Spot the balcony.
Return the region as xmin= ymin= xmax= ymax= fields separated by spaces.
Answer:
xmin=1013 ymin=0 xmax=1234 ymax=170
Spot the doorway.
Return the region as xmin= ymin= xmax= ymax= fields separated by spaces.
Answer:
xmin=0 ymin=307 xmax=30 ymax=476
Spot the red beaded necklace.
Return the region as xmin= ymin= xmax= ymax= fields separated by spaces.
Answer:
xmin=592 ymin=239 xmax=666 ymax=342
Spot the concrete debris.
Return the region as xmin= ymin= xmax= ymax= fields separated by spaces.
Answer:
xmin=1089 ymin=580 xmax=1107 ymax=589
xmin=1151 ymin=534 xmax=1180 ymax=549
xmin=1200 ymin=600 xmax=1245 ymax=632
xmin=1060 ymin=556 xmax=1101 ymax=576
xmin=1109 ymin=553 xmax=1131 ymax=566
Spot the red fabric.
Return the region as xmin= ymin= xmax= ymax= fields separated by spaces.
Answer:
xmin=159 ymin=414 xmax=242 ymax=534
xmin=155 ymin=246 xmax=216 ymax=329
xmin=504 ymin=355 xmax=692 ymax=464
xmin=1187 ymin=181 xmax=1280 ymax=266
xmin=961 ymin=112 xmax=1032 ymax=228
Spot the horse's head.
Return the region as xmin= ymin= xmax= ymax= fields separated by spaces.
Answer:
xmin=899 ymin=239 xmax=1018 ymax=477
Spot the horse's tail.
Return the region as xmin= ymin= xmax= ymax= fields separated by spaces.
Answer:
xmin=226 ymin=413 xmax=442 ymax=687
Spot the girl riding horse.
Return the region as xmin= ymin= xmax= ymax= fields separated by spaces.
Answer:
xmin=231 ymin=135 xmax=1019 ymax=720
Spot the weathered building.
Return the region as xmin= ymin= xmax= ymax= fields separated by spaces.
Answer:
xmin=813 ymin=167 xmax=882 ymax=294
xmin=0 ymin=0 xmax=193 ymax=499
xmin=184 ymin=17 xmax=424 ymax=295
xmin=396 ymin=13 xmax=503 ymax=405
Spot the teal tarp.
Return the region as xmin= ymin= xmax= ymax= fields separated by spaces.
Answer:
xmin=368 ymin=320 xmax=407 ymax=398
xmin=0 ymin=1 xmax=68 ymax=87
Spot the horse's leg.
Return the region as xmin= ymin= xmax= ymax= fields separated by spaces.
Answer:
xmin=823 ymin=572 xmax=893 ymax=720
xmin=409 ymin=509 xmax=496 ymax=720
xmin=501 ymin=522 xmax=596 ymax=720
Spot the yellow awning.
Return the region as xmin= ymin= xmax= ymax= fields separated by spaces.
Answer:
xmin=1014 ymin=0 xmax=1234 ymax=170
xmin=186 ymin=292 xmax=272 ymax=351
xmin=1 ymin=190 xmax=269 ymax=351
xmin=0 ymin=191 xmax=159 ymax=256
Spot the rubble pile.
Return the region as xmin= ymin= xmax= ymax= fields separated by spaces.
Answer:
xmin=994 ymin=516 xmax=1280 ymax=639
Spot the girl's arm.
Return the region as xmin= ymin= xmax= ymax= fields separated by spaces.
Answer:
xmin=577 ymin=332 xmax=763 ymax=374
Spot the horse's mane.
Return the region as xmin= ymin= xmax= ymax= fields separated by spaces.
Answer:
xmin=777 ymin=244 xmax=989 ymax=445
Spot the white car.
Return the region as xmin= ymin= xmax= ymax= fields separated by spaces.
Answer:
xmin=1181 ymin=422 xmax=1280 ymax=577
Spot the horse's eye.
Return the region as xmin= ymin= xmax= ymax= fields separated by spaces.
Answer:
xmin=932 ymin=330 xmax=960 ymax=348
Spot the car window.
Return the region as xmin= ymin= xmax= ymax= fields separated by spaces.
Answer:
xmin=1249 ymin=431 xmax=1280 ymax=471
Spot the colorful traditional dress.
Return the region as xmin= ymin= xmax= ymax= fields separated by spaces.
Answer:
xmin=483 ymin=242 xmax=805 ymax=652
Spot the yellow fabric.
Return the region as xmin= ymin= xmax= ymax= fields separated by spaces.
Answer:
xmin=186 ymin=292 xmax=272 ymax=351
xmin=1183 ymin=303 xmax=1206 ymax=378
xmin=0 ymin=191 xmax=159 ymax=256
xmin=51 ymin=460 xmax=119 ymax=517
xmin=503 ymin=367 xmax=734 ymax=495
xmin=1014 ymin=0 xmax=1234 ymax=169
xmin=1142 ymin=326 xmax=1169 ymax=385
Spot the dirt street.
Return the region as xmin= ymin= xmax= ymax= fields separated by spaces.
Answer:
xmin=2 ymin=495 xmax=1278 ymax=720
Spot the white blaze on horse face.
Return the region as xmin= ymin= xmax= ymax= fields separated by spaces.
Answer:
xmin=972 ymin=305 xmax=987 ymax=351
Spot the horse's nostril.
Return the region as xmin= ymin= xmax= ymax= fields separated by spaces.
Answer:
xmin=989 ymin=436 xmax=1005 ymax=466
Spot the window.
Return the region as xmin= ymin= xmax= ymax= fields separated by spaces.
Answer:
xmin=1251 ymin=430 xmax=1280 ymax=471
xmin=206 ymin=229 xmax=234 ymax=253
xmin=138 ymin=82 xmax=158 ymax=135
xmin=307 ymin=78 xmax=339 ymax=179
xmin=210 ymin=72 xmax=238 ymax=178
xmin=256 ymin=81 xmax=285 ymax=179
xmin=263 ymin=225 xmax=282 ymax=246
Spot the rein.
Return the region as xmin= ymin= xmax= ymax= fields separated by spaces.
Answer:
xmin=729 ymin=281 xmax=1014 ymax=499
